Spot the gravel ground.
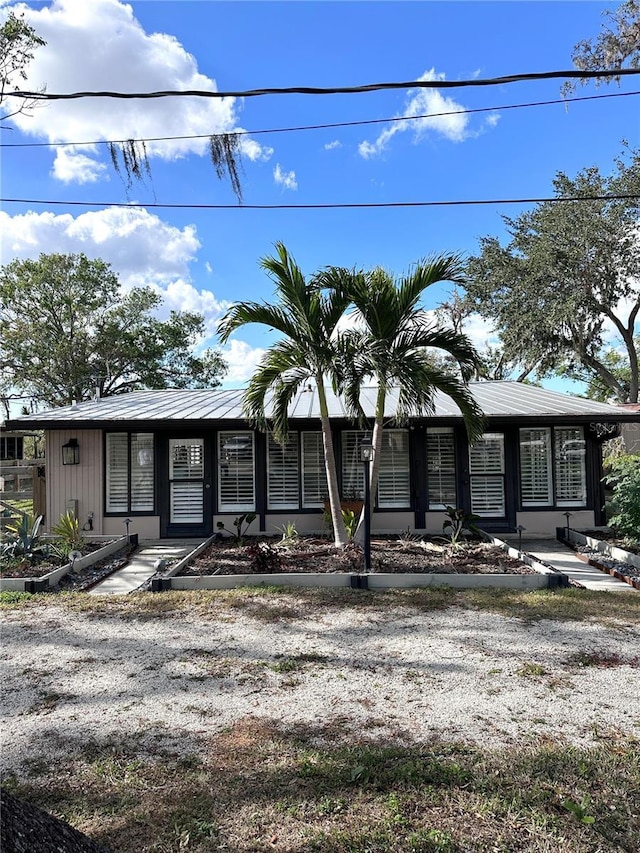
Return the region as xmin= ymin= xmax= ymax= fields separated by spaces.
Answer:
xmin=2 ymin=601 xmax=639 ymax=778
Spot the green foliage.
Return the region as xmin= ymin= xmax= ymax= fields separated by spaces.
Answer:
xmin=341 ymin=508 xmax=359 ymax=541
xmin=276 ymin=521 xmax=299 ymax=545
xmin=218 ymin=241 xmax=352 ymax=547
xmin=562 ymin=796 xmax=596 ymax=825
xmin=0 ymin=513 xmax=47 ymax=561
xmin=51 ymin=511 xmax=84 ymax=553
xmin=442 ymin=506 xmax=481 ymax=547
xmin=0 ymin=252 xmax=228 ymax=407
xmin=603 ymin=454 xmax=640 ymax=542
xmin=0 ymin=10 xmax=46 ymax=121
xmin=464 ymin=147 xmax=640 ymax=402
xmin=216 ymin=512 xmax=257 ymax=545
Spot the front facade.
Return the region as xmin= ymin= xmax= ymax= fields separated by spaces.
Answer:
xmin=10 ymin=382 xmax=638 ymax=540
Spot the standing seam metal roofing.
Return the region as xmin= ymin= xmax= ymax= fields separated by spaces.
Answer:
xmin=7 ymin=382 xmax=639 ymax=426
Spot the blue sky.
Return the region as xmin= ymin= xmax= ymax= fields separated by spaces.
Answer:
xmin=1 ymin=0 xmax=637 ymax=393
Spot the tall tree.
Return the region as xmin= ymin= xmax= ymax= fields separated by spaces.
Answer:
xmin=217 ymin=242 xmax=351 ymax=547
xmin=464 ymin=149 xmax=640 ymax=402
xmin=318 ymin=258 xmax=486 ymax=542
xmin=0 ymin=9 xmax=46 ymax=123
xmin=562 ymin=0 xmax=640 ymax=96
xmin=0 ymin=253 xmax=227 ymax=408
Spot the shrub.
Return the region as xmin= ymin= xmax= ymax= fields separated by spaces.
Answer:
xmin=0 ymin=514 xmax=48 ymax=562
xmin=51 ymin=511 xmax=83 ymax=553
xmin=603 ymin=454 xmax=640 ymax=542
xmin=216 ymin=513 xmax=257 ymax=545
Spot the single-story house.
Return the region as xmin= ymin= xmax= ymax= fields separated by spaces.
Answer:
xmin=7 ymin=381 xmax=639 ymax=540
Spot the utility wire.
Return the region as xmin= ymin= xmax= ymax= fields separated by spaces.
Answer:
xmin=6 ymin=67 xmax=640 ymax=102
xmin=1 ymin=89 xmax=637 ymax=150
xmin=1 ymin=194 xmax=637 ymax=211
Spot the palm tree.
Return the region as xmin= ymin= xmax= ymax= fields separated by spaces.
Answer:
xmin=317 ymin=256 xmax=486 ymax=543
xmin=217 ymin=242 xmax=352 ymax=547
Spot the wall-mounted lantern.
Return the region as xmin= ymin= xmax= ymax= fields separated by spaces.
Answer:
xmin=62 ymin=438 xmax=80 ymax=465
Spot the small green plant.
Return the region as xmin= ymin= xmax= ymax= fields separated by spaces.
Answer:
xmin=245 ymin=540 xmax=283 ymax=573
xmin=341 ymin=508 xmax=359 ymax=541
xmin=276 ymin=521 xmax=298 ymax=545
xmin=51 ymin=510 xmax=84 ymax=553
xmin=0 ymin=514 xmax=48 ymax=562
xmin=442 ymin=506 xmax=480 ymax=547
xmin=603 ymin=454 xmax=640 ymax=543
xmin=562 ymin=796 xmax=596 ymax=824
xmin=216 ymin=512 xmax=257 ymax=544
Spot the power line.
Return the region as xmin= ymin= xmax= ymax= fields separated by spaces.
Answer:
xmin=7 ymin=67 xmax=640 ymax=102
xmin=2 ymin=89 xmax=637 ymax=150
xmin=1 ymin=194 xmax=637 ymax=211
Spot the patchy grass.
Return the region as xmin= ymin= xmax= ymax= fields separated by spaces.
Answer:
xmin=2 ymin=586 xmax=639 ymax=627
xmin=2 ymin=719 xmax=638 ymax=852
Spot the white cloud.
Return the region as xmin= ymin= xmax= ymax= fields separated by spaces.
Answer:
xmin=358 ymin=68 xmax=499 ymax=158
xmin=221 ymin=339 xmax=267 ymax=383
xmin=273 ymin=163 xmax=297 ymax=191
xmin=324 ymin=139 xmax=342 ymax=150
xmin=0 ymin=206 xmax=230 ymax=331
xmin=5 ymin=0 xmax=271 ymax=182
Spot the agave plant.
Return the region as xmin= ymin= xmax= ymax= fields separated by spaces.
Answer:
xmin=1 ymin=514 xmax=49 ymax=561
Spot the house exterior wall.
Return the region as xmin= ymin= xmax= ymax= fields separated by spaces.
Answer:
xmin=45 ymin=429 xmax=103 ymax=533
xmin=41 ymin=419 xmax=611 ymax=540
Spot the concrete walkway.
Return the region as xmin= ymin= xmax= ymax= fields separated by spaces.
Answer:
xmin=516 ymin=538 xmax=636 ymax=593
xmin=89 ymin=539 xmax=199 ymax=595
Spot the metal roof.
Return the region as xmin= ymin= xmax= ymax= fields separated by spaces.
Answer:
xmin=7 ymin=382 xmax=639 ymax=428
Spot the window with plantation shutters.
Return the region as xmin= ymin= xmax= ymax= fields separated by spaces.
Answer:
xmin=301 ymin=432 xmax=327 ymax=508
xmin=106 ymin=433 xmax=129 ymax=512
xmin=377 ymin=430 xmax=410 ymax=507
xmin=470 ymin=433 xmax=505 ymax=516
xmin=554 ymin=427 xmax=586 ymax=506
xmin=131 ymin=433 xmax=154 ymax=511
xmin=519 ymin=428 xmax=552 ymax=506
xmin=106 ymin=432 xmax=155 ymax=513
xmin=218 ymin=432 xmax=255 ymax=512
xmin=427 ymin=428 xmax=456 ymax=510
xmin=267 ymin=433 xmax=299 ymax=509
xmin=341 ymin=431 xmax=365 ymax=500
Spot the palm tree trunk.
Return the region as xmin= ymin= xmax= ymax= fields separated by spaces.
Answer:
xmin=353 ymin=386 xmax=386 ymax=546
xmin=317 ymin=381 xmax=349 ymax=547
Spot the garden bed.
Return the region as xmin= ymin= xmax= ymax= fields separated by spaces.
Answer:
xmin=563 ymin=528 xmax=640 ymax=591
xmin=0 ymin=536 xmax=130 ymax=592
xmin=156 ymin=534 xmax=561 ymax=591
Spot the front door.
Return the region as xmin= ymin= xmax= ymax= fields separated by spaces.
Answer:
xmin=164 ymin=437 xmax=212 ymax=537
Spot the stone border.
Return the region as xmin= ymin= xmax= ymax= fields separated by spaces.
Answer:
xmin=0 ymin=536 xmax=130 ymax=593
xmin=151 ymin=533 xmax=567 ymax=592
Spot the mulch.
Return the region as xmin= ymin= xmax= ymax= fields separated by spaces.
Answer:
xmin=177 ymin=536 xmax=537 ymax=576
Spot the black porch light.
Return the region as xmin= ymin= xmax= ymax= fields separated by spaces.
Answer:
xmin=359 ymin=435 xmax=373 ymax=572
xmin=62 ymin=438 xmax=80 ymax=465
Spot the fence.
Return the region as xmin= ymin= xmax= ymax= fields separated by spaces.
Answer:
xmin=0 ymin=459 xmax=46 ymax=526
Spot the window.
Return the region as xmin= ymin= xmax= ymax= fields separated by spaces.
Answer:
xmin=342 ymin=430 xmax=411 ymax=508
xmin=519 ymin=426 xmax=586 ymax=507
xmin=341 ymin=431 xmax=365 ymax=500
xmin=377 ymin=430 xmax=410 ymax=507
xmin=267 ymin=433 xmax=299 ymax=510
xmin=106 ymin=432 xmax=154 ymax=513
xmin=218 ymin=432 xmax=255 ymax=512
xmin=520 ymin=428 xmax=553 ymax=506
xmin=554 ymin=428 xmax=586 ymax=506
xmin=427 ymin=428 xmax=456 ymax=509
xmin=301 ymin=432 xmax=327 ymax=508
xmin=0 ymin=436 xmax=23 ymax=460
xmin=470 ymin=433 xmax=505 ymax=516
